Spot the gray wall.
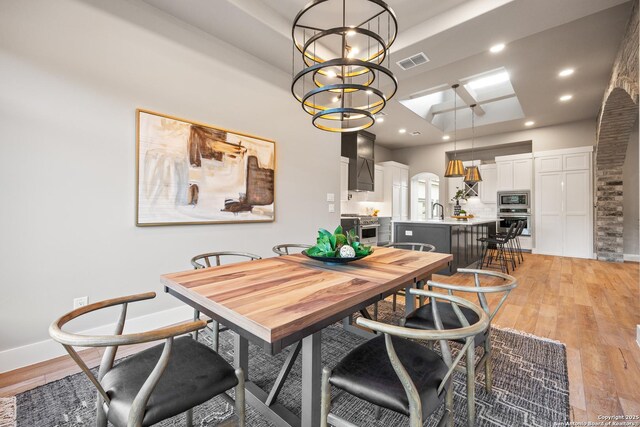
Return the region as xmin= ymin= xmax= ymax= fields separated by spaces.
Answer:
xmin=623 ymin=117 xmax=639 ymax=256
xmin=0 ymin=0 xmax=340 ymax=353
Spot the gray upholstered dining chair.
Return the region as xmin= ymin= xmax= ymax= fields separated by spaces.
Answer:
xmin=49 ymin=292 xmax=245 ymax=427
xmin=321 ymin=289 xmax=490 ymax=427
xmin=271 ymin=243 xmax=311 ymax=256
xmin=190 ymin=251 xmax=261 ymax=352
xmin=385 ymin=242 xmax=436 ymax=312
xmin=402 ymin=268 xmax=517 ymax=424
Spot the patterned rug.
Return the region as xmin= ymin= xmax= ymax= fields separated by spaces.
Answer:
xmin=10 ymin=302 xmax=569 ymax=426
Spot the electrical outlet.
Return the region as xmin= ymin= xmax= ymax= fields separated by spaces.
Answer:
xmin=328 ymin=203 xmax=335 ymax=213
xmin=326 ymin=193 xmax=335 ymax=202
xmin=73 ymin=296 xmax=88 ymax=309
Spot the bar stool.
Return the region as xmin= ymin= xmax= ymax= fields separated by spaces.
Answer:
xmin=478 ymin=223 xmax=517 ymax=274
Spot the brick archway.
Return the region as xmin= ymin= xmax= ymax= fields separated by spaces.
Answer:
xmin=595 ymin=87 xmax=638 ymax=262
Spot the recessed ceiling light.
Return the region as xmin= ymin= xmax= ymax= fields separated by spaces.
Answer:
xmin=442 ymin=135 xmax=450 ymax=140
xmin=366 ymin=89 xmax=373 ymax=95
xmin=332 ymin=96 xmax=340 ymax=103
xmin=346 ymin=28 xmax=356 ymax=37
xmin=398 ymin=128 xmax=407 ymax=134
xmin=489 ymin=43 xmax=505 ymax=53
xmin=525 ymin=121 xmax=535 ymax=126
xmin=559 ymin=94 xmax=573 ymax=102
xmin=558 ymin=68 xmax=574 ymax=77
xmin=326 ymin=70 xmax=337 ymax=78
xmin=467 ymin=71 xmax=510 ymax=89
xmin=376 ymin=116 xmax=384 ymax=123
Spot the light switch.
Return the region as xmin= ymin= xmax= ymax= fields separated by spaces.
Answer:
xmin=405 ymin=230 xmax=413 ymax=236
xmin=326 ymin=193 xmax=335 ymax=202
xmin=328 ymin=204 xmax=335 ymax=213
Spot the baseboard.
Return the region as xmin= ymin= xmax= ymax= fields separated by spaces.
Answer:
xmin=624 ymin=253 xmax=640 ymax=262
xmin=0 ymin=305 xmax=193 ymax=374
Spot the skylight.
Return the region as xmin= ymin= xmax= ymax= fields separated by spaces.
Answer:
xmin=467 ymin=71 xmax=510 ymax=90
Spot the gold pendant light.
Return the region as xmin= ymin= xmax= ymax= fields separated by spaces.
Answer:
xmin=464 ymin=103 xmax=483 ymax=184
xmin=445 ymin=84 xmax=464 ymax=177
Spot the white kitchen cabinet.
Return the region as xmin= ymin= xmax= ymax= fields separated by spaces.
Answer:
xmin=400 ymin=185 xmax=409 ymax=220
xmin=478 ymin=164 xmax=497 ymax=204
xmin=367 ymin=165 xmax=385 ymax=202
xmin=513 ymin=159 xmax=532 ymax=190
xmin=496 ymin=161 xmax=515 ymax=191
xmin=340 ymin=157 xmax=350 ymax=202
xmin=534 ymin=147 xmax=593 ymax=258
xmin=379 ymin=161 xmax=409 ymax=220
xmin=496 ymin=154 xmax=532 ymax=191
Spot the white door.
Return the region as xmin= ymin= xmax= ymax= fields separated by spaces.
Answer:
xmin=479 ymin=165 xmax=497 ymax=204
xmin=400 ymin=186 xmax=409 ymax=220
xmin=513 ymin=159 xmax=532 ymax=190
xmin=340 ymin=159 xmax=349 ymax=202
xmin=371 ymin=167 xmax=384 ymax=202
xmin=563 ymin=170 xmax=591 ymax=258
xmin=392 ymin=185 xmax=401 ymax=220
xmin=496 ymin=161 xmax=514 ymax=191
xmin=536 ymin=172 xmax=563 ymax=256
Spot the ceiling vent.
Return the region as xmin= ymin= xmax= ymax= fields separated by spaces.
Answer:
xmin=411 ymin=131 xmax=421 ymax=136
xmin=397 ymin=52 xmax=430 ymax=71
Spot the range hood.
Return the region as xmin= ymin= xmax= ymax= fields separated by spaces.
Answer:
xmin=341 ymin=130 xmax=375 ymax=192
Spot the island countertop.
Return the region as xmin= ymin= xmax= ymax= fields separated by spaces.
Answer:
xmin=392 ymin=218 xmax=497 ymax=226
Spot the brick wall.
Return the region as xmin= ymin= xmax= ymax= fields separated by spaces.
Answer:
xmin=595 ymin=0 xmax=639 ymax=262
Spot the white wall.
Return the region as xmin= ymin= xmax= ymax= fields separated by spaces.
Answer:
xmin=388 ymin=120 xmax=595 ymax=214
xmin=623 ymin=117 xmax=639 ymax=257
xmin=0 ymin=0 xmax=340 ymax=369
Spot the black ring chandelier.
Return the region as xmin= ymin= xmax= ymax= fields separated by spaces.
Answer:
xmin=291 ymin=0 xmax=398 ymax=132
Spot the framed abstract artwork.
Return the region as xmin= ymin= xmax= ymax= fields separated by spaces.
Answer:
xmin=136 ymin=109 xmax=275 ymax=226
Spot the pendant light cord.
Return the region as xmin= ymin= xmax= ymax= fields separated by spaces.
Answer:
xmin=453 ymin=84 xmax=458 ymax=160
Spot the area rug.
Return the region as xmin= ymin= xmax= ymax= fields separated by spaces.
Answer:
xmin=13 ymin=303 xmax=569 ymax=426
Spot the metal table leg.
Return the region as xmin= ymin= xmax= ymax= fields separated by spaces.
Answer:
xmin=302 ymin=331 xmax=322 ymax=427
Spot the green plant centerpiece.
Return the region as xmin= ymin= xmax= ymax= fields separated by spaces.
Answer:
xmin=304 ymin=226 xmax=373 ymax=263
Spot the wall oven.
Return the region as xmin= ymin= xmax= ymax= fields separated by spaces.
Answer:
xmin=498 ymin=191 xmax=530 ymax=210
xmin=498 ymin=214 xmax=531 ymax=236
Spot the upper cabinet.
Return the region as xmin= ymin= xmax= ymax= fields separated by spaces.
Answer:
xmin=478 ymin=164 xmax=497 ymax=204
xmin=495 ymin=153 xmax=533 ymax=191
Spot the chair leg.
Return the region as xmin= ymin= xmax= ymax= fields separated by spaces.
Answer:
xmin=466 ymin=344 xmax=476 ymax=427
xmin=392 ymin=293 xmax=397 ymax=311
xmin=235 ymin=368 xmax=245 ymax=427
xmin=373 ymin=302 xmax=379 ymax=321
xmin=374 ymin=405 xmax=382 ymax=420
xmin=186 ymin=408 xmax=193 ymax=427
xmin=212 ymin=320 xmax=220 ymax=353
xmin=193 ymin=309 xmax=200 ymax=340
xmin=444 ymin=379 xmax=454 ymax=427
xmin=484 ymin=337 xmax=493 ymax=393
xmin=321 ymin=367 xmax=331 ymax=427
xmin=96 ymin=394 xmax=108 ymax=427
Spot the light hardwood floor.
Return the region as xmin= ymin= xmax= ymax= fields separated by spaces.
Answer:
xmin=1 ymin=254 xmax=638 ymax=423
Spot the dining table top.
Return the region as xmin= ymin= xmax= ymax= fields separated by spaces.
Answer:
xmin=161 ymin=246 xmax=452 ymax=351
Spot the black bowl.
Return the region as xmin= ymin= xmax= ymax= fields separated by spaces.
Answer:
xmin=302 ymin=249 xmax=372 ymax=264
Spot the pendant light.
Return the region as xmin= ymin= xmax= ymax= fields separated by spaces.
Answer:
xmin=464 ymin=103 xmax=483 ymax=184
xmin=290 ymin=0 xmax=398 ymax=133
xmin=445 ymin=84 xmax=465 ymax=177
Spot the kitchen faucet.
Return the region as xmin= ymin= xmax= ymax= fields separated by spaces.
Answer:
xmin=432 ymin=203 xmax=444 ymax=220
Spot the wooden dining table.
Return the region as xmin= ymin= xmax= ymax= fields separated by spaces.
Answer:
xmin=161 ymin=246 xmax=452 ymax=427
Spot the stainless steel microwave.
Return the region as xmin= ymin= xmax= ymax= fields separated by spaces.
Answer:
xmin=498 ymin=191 xmax=530 ymax=208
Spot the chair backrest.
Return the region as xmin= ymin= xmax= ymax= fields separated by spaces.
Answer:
xmin=356 ymin=291 xmax=489 ymax=422
xmin=49 ymin=292 xmax=206 ymax=426
xmin=504 ymin=222 xmax=518 ymax=240
xmin=431 ymin=268 xmax=518 ymax=322
xmin=385 ymin=242 xmax=436 ymax=252
xmin=516 ymin=220 xmax=526 ymax=237
xmin=272 ymin=243 xmax=312 ymax=256
xmin=191 ymin=251 xmax=261 ymax=269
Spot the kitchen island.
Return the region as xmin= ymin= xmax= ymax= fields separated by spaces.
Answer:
xmin=393 ymin=218 xmax=497 ymax=275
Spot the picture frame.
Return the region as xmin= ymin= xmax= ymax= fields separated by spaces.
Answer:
xmin=136 ymin=109 xmax=276 ymax=226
